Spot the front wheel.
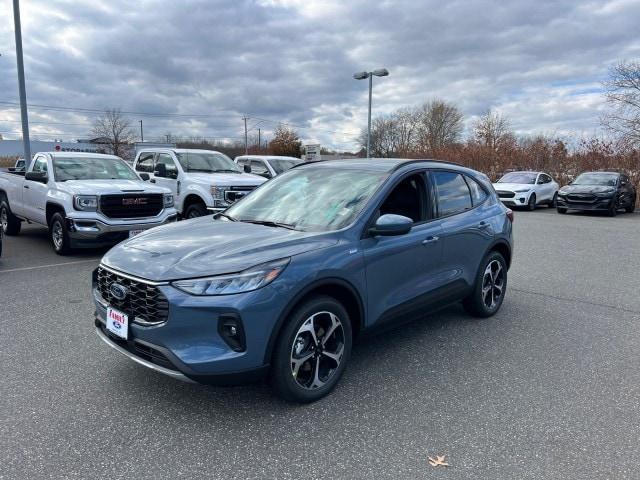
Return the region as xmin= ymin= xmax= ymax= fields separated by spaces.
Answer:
xmin=607 ymin=200 xmax=618 ymax=217
xmin=463 ymin=251 xmax=508 ymax=318
xmin=184 ymin=203 xmax=208 ymax=219
xmin=549 ymin=192 xmax=558 ymax=208
xmin=557 ymin=207 xmax=567 ymax=214
xmin=625 ymin=196 xmax=636 ymax=213
xmin=49 ymin=212 xmax=72 ymax=255
xmin=527 ymin=193 xmax=536 ymax=211
xmin=271 ymin=295 xmax=352 ymax=403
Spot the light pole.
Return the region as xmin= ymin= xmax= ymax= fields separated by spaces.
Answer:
xmin=13 ymin=0 xmax=31 ymax=168
xmin=353 ymin=68 xmax=389 ymax=158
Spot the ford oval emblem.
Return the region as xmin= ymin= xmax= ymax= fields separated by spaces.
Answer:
xmin=109 ymin=282 xmax=128 ymax=301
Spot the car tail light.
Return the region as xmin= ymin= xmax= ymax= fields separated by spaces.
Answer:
xmin=506 ymin=208 xmax=514 ymax=223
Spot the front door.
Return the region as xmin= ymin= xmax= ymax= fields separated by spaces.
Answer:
xmin=153 ymin=153 xmax=180 ymax=201
xmin=23 ymin=156 xmax=49 ymax=224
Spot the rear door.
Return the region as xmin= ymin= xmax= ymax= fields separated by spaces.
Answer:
xmin=23 ymin=155 xmax=50 ymax=224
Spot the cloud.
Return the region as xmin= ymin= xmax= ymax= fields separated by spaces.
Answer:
xmin=1 ymin=0 xmax=639 ymax=150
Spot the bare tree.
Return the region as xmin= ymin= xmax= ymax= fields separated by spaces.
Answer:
xmin=473 ymin=109 xmax=515 ymax=150
xmin=91 ymin=109 xmax=136 ymax=158
xmin=268 ymin=125 xmax=302 ymax=157
xmin=601 ymin=60 xmax=640 ymax=148
xmin=416 ymin=100 xmax=464 ymax=152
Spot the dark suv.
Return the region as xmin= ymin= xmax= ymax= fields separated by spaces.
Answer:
xmin=93 ymin=159 xmax=514 ymax=402
xmin=557 ymin=171 xmax=636 ymax=216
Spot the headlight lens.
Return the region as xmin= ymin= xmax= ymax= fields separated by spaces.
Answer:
xmin=74 ymin=195 xmax=98 ymax=211
xmin=210 ymin=186 xmax=228 ymax=207
xmin=172 ymin=258 xmax=290 ymax=296
xmin=163 ymin=193 xmax=174 ymax=208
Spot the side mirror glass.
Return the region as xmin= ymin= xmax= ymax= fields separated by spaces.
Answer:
xmin=139 ymin=172 xmax=150 ymax=181
xmin=154 ymin=163 xmax=167 ymax=178
xmin=369 ymin=214 xmax=413 ymax=237
xmin=25 ymin=171 xmax=48 ymax=183
xmin=243 ymin=164 xmax=252 ymax=173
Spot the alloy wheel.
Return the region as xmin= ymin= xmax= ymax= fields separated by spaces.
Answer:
xmin=290 ymin=311 xmax=345 ymax=390
xmin=481 ymin=260 xmax=505 ymax=309
xmin=0 ymin=207 xmax=7 ymax=232
xmin=52 ymin=220 xmax=64 ymax=249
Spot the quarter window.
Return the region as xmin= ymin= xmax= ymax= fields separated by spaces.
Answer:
xmin=136 ymin=153 xmax=155 ymax=173
xmin=465 ymin=176 xmax=488 ymax=206
xmin=433 ymin=171 xmax=472 ymax=217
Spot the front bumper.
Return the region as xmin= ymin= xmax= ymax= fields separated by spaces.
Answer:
xmin=497 ymin=192 xmax=530 ymax=207
xmin=556 ymin=196 xmax=613 ymax=211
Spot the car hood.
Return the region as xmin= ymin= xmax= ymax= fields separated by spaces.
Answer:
xmin=560 ymin=185 xmax=615 ymax=194
xmin=492 ymin=183 xmax=534 ymax=191
xmin=184 ymin=172 xmax=266 ymax=186
xmin=101 ymin=218 xmax=337 ymax=281
xmin=57 ymin=179 xmax=170 ymax=195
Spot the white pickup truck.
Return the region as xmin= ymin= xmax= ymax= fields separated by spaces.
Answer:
xmin=132 ymin=148 xmax=267 ymax=218
xmin=0 ymin=152 xmax=177 ymax=254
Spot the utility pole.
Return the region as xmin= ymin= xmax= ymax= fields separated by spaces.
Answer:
xmin=13 ymin=0 xmax=31 ymax=168
xmin=243 ymin=116 xmax=248 ymax=154
xmin=258 ymin=128 xmax=261 ymax=153
xmin=139 ymin=120 xmax=144 ymax=142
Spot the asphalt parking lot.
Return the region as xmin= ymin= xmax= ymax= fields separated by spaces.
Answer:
xmin=1 ymin=208 xmax=639 ymax=479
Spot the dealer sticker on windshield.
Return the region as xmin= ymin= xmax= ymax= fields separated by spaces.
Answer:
xmin=106 ymin=307 xmax=129 ymax=340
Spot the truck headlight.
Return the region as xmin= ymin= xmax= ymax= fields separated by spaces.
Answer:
xmin=74 ymin=195 xmax=98 ymax=211
xmin=210 ymin=186 xmax=228 ymax=207
xmin=172 ymin=258 xmax=290 ymax=296
xmin=163 ymin=193 xmax=174 ymax=208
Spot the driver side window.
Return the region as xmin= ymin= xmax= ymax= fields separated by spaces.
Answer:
xmin=32 ymin=157 xmax=48 ymax=173
xmin=156 ymin=153 xmax=178 ymax=178
xmin=378 ymin=173 xmax=427 ymax=223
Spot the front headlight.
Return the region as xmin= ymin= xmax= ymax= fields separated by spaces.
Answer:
xmin=210 ymin=186 xmax=228 ymax=207
xmin=74 ymin=195 xmax=98 ymax=211
xmin=172 ymin=258 xmax=290 ymax=296
xmin=163 ymin=193 xmax=174 ymax=208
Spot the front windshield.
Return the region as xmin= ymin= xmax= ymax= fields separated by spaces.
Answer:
xmin=53 ymin=157 xmax=139 ymax=181
xmin=225 ymin=167 xmax=388 ymax=232
xmin=572 ymin=173 xmax=618 ymax=186
xmin=176 ymin=152 xmax=241 ymax=173
xmin=269 ymin=158 xmax=302 ymax=174
xmin=497 ymin=172 xmax=537 ymax=184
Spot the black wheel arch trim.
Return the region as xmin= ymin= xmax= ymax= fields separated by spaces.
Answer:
xmin=263 ymin=276 xmax=365 ymax=365
xmin=486 ymin=239 xmax=512 ymax=269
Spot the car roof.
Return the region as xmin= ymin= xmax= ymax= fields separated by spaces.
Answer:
xmin=295 ymin=158 xmax=472 ymax=174
xmin=37 ymin=152 xmax=122 ymax=160
xmin=137 ymin=148 xmax=225 ymax=155
xmin=235 ymin=155 xmax=300 ymax=161
xmin=501 ymin=170 xmax=543 ymax=175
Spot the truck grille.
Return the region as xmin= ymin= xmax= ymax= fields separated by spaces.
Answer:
xmin=225 ymin=186 xmax=256 ymax=204
xmin=100 ymin=193 xmax=163 ymax=219
xmin=496 ymin=191 xmax=515 ymax=198
xmin=96 ymin=266 xmax=169 ymax=325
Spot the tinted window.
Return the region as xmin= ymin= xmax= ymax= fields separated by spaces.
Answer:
xmin=466 ymin=176 xmax=488 ymax=206
xmin=379 ymin=174 xmax=426 ymax=223
xmin=136 ymin=153 xmax=155 ymax=172
xmin=433 ymin=171 xmax=472 ymax=217
xmin=541 ymin=174 xmax=552 ymax=183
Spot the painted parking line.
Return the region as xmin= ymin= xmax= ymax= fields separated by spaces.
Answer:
xmin=0 ymin=258 xmax=98 ymax=274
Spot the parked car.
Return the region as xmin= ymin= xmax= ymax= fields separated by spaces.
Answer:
xmin=133 ymin=149 xmax=266 ymax=218
xmin=0 ymin=152 xmax=177 ymax=254
xmin=93 ymin=158 xmax=514 ymax=402
xmin=234 ymin=155 xmax=303 ymax=179
xmin=556 ymin=171 xmax=636 ymax=216
xmin=0 ymin=217 xmax=3 ymax=257
xmin=493 ymin=171 xmax=559 ymax=210
xmin=9 ymin=158 xmax=26 ymax=172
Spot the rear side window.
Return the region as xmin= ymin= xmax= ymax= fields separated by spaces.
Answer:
xmin=432 ymin=171 xmax=472 ymax=217
xmin=465 ymin=176 xmax=488 ymax=206
xmin=136 ymin=153 xmax=155 ymax=172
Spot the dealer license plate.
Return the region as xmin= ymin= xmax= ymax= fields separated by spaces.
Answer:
xmin=106 ymin=307 xmax=129 ymax=340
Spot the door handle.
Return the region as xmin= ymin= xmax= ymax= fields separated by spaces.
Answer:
xmin=150 ymin=179 xmax=156 ymax=183
xmin=422 ymin=236 xmax=439 ymax=245
xmin=23 ymin=185 xmax=29 ymax=189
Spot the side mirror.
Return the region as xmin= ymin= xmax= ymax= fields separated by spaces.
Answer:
xmin=260 ymin=172 xmax=272 ymax=179
xmin=537 ymin=179 xmax=544 ymax=184
xmin=369 ymin=214 xmax=413 ymax=237
xmin=25 ymin=171 xmax=48 ymax=183
xmin=243 ymin=164 xmax=252 ymax=173
xmin=154 ymin=163 xmax=167 ymax=178
xmin=139 ymin=173 xmax=150 ymax=181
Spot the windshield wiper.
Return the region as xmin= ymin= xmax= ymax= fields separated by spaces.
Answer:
xmin=213 ymin=169 xmax=241 ymax=173
xmin=239 ymin=219 xmax=299 ymax=231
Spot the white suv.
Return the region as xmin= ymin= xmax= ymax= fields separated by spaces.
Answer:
xmin=493 ymin=171 xmax=559 ymax=210
xmin=133 ymin=149 xmax=266 ymax=218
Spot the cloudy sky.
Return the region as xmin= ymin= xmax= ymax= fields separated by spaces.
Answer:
xmin=1 ymin=0 xmax=639 ymax=150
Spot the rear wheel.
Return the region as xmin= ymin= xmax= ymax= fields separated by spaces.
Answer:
xmin=49 ymin=212 xmax=72 ymax=255
xmin=527 ymin=193 xmax=536 ymax=211
xmin=0 ymin=200 xmax=21 ymax=235
xmin=184 ymin=202 xmax=208 ymax=219
xmin=271 ymin=295 xmax=352 ymax=403
xmin=463 ymin=251 xmax=507 ymax=318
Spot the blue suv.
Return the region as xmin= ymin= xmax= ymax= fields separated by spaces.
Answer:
xmin=93 ymin=159 xmax=513 ymax=402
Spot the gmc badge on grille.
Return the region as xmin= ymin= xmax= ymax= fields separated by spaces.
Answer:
xmin=122 ymin=198 xmax=148 ymax=206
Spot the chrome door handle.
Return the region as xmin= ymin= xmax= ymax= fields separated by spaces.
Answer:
xmin=422 ymin=236 xmax=439 ymax=245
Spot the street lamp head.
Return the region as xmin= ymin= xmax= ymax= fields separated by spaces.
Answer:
xmin=372 ymin=68 xmax=389 ymax=77
xmin=353 ymin=71 xmax=369 ymax=80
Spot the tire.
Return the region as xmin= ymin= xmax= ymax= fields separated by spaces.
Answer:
xmin=49 ymin=212 xmax=72 ymax=255
xmin=625 ymin=196 xmax=636 ymax=213
xmin=557 ymin=207 xmax=567 ymax=214
xmin=0 ymin=200 xmax=21 ymax=235
xmin=607 ymin=199 xmax=618 ymax=217
xmin=549 ymin=192 xmax=558 ymax=208
xmin=463 ymin=251 xmax=508 ymax=318
xmin=527 ymin=193 xmax=536 ymax=211
xmin=270 ymin=295 xmax=352 ymax=403
xmin=184 ymin=202 xmax=208 ymax=219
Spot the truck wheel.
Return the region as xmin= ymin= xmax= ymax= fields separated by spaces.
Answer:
xmin=49 ymin=212 xmax=72 ymax=255
xmin=185 ymin=203 xmax=207 ymax=219
xmin=0 ymin=200 xmax=21 ymax=235
xmin=271 ymin=295 xmax=352 ymax=403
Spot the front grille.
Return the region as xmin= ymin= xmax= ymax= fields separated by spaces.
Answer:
xmin=567 ymin=194 xmax=596 ymax=203
xmin=96 ymin=266 xmax=168 ymax=325
xmin=100 ymin=193 xmax=163 ymax=219
xmin=225 ymin=186 xmax=256 ymax=204
xmin=496 ymin=191 xmax=515 ymax=198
